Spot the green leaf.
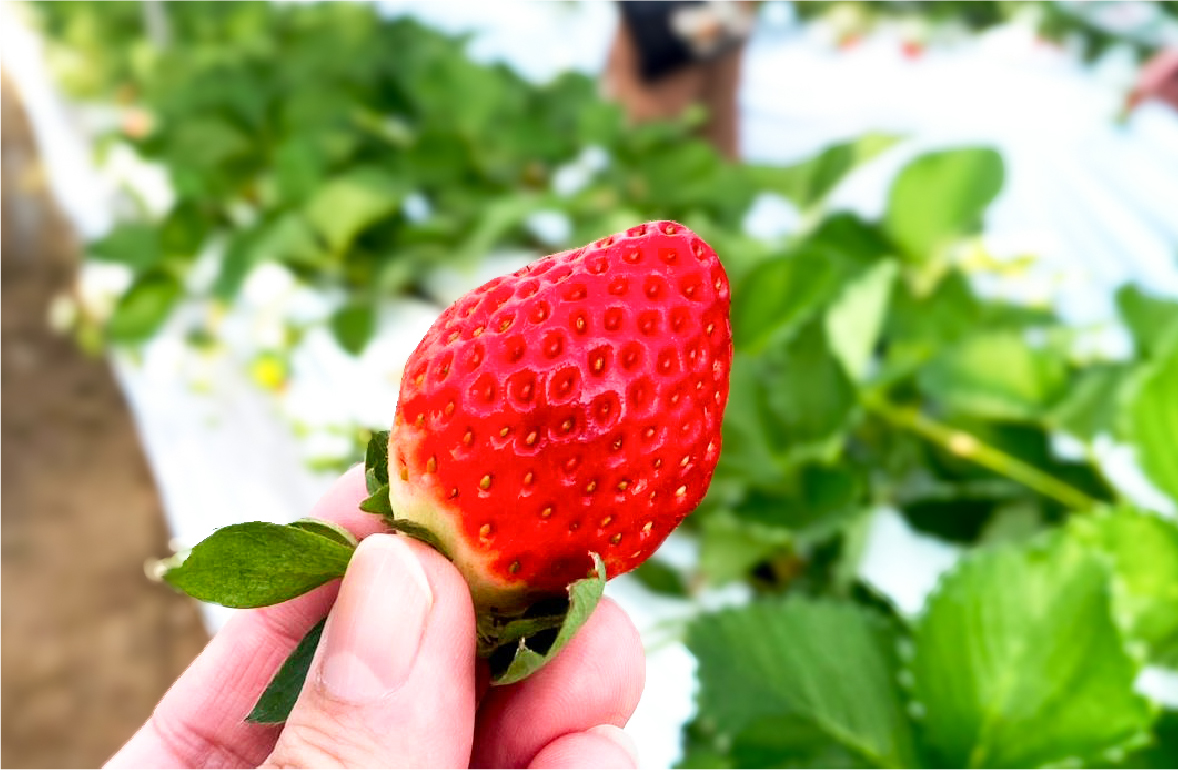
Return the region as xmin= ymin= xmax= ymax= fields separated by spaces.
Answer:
xmin=288 ymin=518 xmax=359 ymax=548
xmin=257 ymin=213 xmax=328 ymax=270
xmin=365 ymin=430 xmax=390 ymax=494
xmin=689 ymin=598 xmax=917 ymax=768
xmin=898 ymin=490 xmax=1013 ymax=545
xmin=329 ymin=301 xmax=376 ymax=355
xmin=730 ymin=715 xmax=872 ymax=768
xmin=247 ymin=618 xmax=325 ymax=724
xmin=1116 ymin=285 xmax=1178 ymax=359
xmin=800 ymin=213 xmax=895 ymax=269
xmin=305 ymin=167 xmax=403 ymax=254
xmin=763 ymin=133 xmax=901 ymax=209
xmin=359 ymin=484 xmax=393 ymax=516
xmin=918 ymin=331 xmax=1067 ymax=420
xmin=489 ymin=553 xmax=606 ymax=685
xmin=1069 ymin=507 xmax=1178 ymax=665
xmin=1126 ymin=347 xmax=1178 ymax=505
xmin=88 ymin=223 xmax=162 ymax=271
xmin=715 ymin=355 xmax=790 ymax=489
xmin=978 ymin=503 xmax=1044 ymax=545
xmin=885 ymin=268 xmax=981 ymax=349
xmin=1047 ymin=363 xmax=1134 ymax=441
xmin=455 ymin=191 xmax=544 ymax=263
xmin=732 ymin=465 xmax=865 ymax=542
xmin=631 ymin=558 xmax=690 ymax=597
xmin=885 ymin=147 xmax=1005 ymax=263
xmin=699 ymin=512 xmax=793 ymax=585
xmin=732 ymin=247 xmax=843 ymax=353
xmin=163 ymin=522 xmax=355 ymax=608
xmin=211 ymin=226 xmax=265 ymax=301
xmin=911 ymin=541 xmax=1152 ymax=768
xmin=798 ymin=134 xmax=900 ymax=207
xmin=761 ymin=320 xmax=858 ymax=460
xmin=106 ymin=271 xmax=182 ymax=343
xmin=166 ymin=117 xmax=251 ymax=168
xmin=826 ymin=260 xmax=898 ymax=380
xmin=1115 ymin=709 xmax=1178 ymax=769
xmin=384 ymin=519 xmax=451 ymax=560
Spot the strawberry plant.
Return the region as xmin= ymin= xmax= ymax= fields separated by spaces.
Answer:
xmin=663 ymin=147 xmax=1178 ymax=767
xmin=30 ymin=1 xmax=823 ymax=353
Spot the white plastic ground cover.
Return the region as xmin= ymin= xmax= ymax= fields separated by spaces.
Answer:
xmin=6 ymin=2 xmax=1178 ymax=765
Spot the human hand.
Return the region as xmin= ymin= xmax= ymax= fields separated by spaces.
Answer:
xmin=106 ymin=466 xmax=645 ymax=768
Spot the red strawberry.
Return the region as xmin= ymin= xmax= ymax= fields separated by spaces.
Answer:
xmin=387 ymin=221 xmax=732 ymax=612
xmin=901 ymin=40 xmax=924 ymax=60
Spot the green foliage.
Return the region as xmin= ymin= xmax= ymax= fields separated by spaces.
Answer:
xmin=1069 ymin=507 xmax=1178 ymax=665
xmin=106 ymin=271 xmax=182 ymax=342
xmin=674 ymin=135 xmax=1174 ymax=766
xmin=37 ymin=1 xmax=863 ymax=354
xmin=689 ymin=599 xmax=917 ymax=768
xmin=247 ymin=618 xmax=325 ymax=724
xmin=1117 ymin=286 xmax=1178 ymax=359
xmin=689 ymin=530 xmax=1165 ymax=769
xmin=1127 ymin=342 xmax=1178 ymax=506
xmin=884 ymin=147 xmax=1004 ymax=264
xmin=917 ymin=331 xmax=1067 ymax=420
xmin=162 ymin=521 xmax=355 ymax=608
xmin=912 ymin=541 xmax=1150 ymax=768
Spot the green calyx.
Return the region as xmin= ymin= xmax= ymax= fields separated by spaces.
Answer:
xmin=360 ymin=430 xmax=606 ymax=673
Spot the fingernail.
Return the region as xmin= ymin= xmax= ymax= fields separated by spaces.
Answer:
xmin=587 ymin=724 xmax=639 ymax=767
xmin=318 ymin=534 xmax=433 ymax=702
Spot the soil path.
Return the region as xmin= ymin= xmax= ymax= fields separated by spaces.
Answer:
xmin=1 ymin=74 xmax=208 ymax=768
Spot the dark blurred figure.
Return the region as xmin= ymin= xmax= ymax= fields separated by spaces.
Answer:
xmin=1128 ymin=48 xmax=1178 ymax=112
xmin=604 ymin=1 xmax=758 ymax=159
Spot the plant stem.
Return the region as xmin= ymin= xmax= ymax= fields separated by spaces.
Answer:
xmin=863 ymin=395 xmax=1099 ymax=512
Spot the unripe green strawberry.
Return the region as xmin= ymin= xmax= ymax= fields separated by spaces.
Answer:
xmin=387 ymin=221 xmax=732 ymax=611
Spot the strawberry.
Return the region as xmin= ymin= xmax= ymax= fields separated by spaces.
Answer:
xmin=386 ymin=221 xmax=732 ymax=612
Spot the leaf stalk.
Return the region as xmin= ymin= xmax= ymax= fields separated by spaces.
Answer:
xmin=863 ymin=395 xmax=1098 ymax=512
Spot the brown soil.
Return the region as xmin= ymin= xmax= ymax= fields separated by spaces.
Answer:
xmin=1 ymin=74 xmax=208 ymax=768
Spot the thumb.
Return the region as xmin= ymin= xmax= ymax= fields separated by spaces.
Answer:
xmin=263 ymin=533 xmax=477 ymax=768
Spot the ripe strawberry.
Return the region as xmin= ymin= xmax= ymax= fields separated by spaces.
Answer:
xmin=386 ymin=221 xmax=732 ymax=612
xmin=901 ymin=40 xmax=924 ymax=60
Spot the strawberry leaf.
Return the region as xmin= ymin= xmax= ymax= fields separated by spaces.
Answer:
xmin=1068 ymin=507 xmax=1178 ymax=666
xmin=365 ymin=430 xmax=390 ymax=494
xmin=488 ymin=553 xmax=606 ymax=685
xmin=384 ymin=520 xmax=452 ymax=560
xmin=687 ymin=597 xmax=918 ymax=768
xmin=247 ymin=618 xmax=326 ymax=724
xmin=288 ymin=518 xmax=358 ymax=548
xmin=163 ymin=522 xmax=354 ymax=608
xmin=357 ymin=440 xmax=451 ymax=558
xmin=1126 ymin=345 xmax=1178 ymax=506
xmin=911 ymin=540 xmax=1151 ymax=767
xmin=885 ymin=147 xmax=1004 ymax=264
xmin=358 ymin=484 xmax=393 ymax=516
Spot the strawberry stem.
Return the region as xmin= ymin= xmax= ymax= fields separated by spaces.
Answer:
xmin=863 ymin=394 xmax=1098 ymax=512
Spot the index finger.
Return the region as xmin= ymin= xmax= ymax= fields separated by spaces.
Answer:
xmin=107 ymin=465 xmax=383 ymax=769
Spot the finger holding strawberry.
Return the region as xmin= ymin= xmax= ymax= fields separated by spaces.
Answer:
xmin=109 ymin=467 xmax=646 ymax=769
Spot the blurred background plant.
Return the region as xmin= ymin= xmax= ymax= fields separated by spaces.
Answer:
xmin=4 ymin=0 xmax=1178 ymax=767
